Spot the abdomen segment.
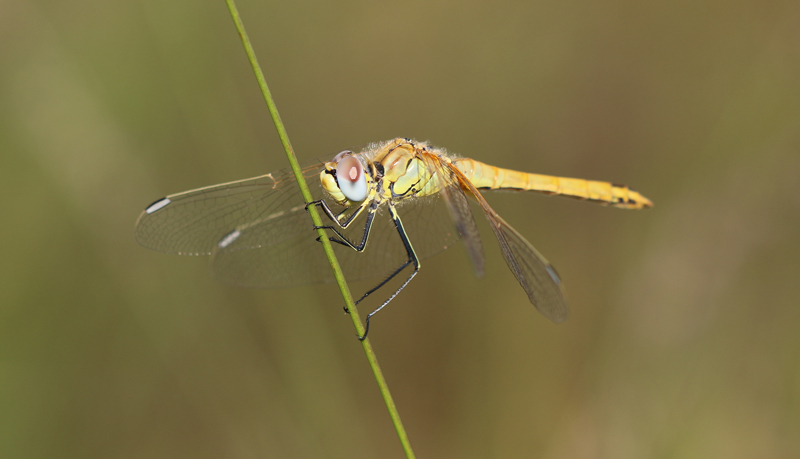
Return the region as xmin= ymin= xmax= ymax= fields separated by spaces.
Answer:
xmin=452 ymin=158 xmax=653 ymax=209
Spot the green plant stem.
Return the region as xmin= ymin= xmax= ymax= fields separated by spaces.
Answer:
xmin=224 ymin=2 xmax=416 ymax=458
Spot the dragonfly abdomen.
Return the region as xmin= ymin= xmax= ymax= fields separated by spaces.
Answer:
xmin=453 ymin=158 xmax=653 ymax=209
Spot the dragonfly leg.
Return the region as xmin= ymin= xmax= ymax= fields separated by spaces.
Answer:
xmin=355 ymin=259 xmax=412 ymax=305
xmin=343 ymin=258 xmax=411 ymax=317
xmin=316 ymin=233 xmax=357 ymax=249
xmin=306 ymin=199 xmax=344 ymax=225
xmin=306 ymin=197 xmax=370 ymax=229
xmin=314 ymin=202 xmax=377 ymax=252
xmin=358 ymin=203 xmax=420 ymax=340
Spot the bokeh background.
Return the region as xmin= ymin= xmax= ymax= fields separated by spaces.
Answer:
xmin=2 ymin=1 xmax=799 ymax=458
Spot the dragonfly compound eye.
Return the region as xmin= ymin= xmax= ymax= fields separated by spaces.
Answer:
xmin=336 ymin=155 xmax=368 ymax=202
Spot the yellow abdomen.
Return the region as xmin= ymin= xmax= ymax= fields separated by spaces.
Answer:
xmin=452 ymin=158 xmax=653 ymax=209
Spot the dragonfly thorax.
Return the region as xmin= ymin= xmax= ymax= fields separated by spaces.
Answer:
xmin=372 ymin=140 xmax=439 ymax=200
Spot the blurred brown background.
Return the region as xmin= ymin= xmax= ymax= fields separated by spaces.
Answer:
xmin=2 ymin=1 xmax=798 ymax=458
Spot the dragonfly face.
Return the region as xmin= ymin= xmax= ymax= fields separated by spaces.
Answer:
xmin=320 ymin=150 xmax=372 ymax=207
xmin=320 ymin=141 xmax=438 ymax=210
xmin=136 ymin=137 xmax=652 ymax=339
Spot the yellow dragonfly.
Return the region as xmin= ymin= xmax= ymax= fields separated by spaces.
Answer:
xmin=136 ymin=138 xmax=652 ymax=338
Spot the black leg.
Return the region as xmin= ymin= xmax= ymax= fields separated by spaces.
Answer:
xmin=357 ymin=203 xmax=420 ymax=340
xmin=355 ymin=260 xmax=412 ymax=305
xmin=307 ymin=198 xmax=369 ymax=229
xmin=313 ymin=205 xmax=376 ymax=252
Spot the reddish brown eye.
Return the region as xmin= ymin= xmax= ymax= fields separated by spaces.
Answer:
xmin=335 ymin=155 xmax=368 ymax=201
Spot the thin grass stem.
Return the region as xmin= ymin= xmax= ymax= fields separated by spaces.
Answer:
xmin=223 ymin=2 xmax=416 ymax=458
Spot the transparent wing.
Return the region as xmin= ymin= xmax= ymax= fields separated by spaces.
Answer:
xmin=421 ymin=153 xmax=485 ymax=278
xmin=135 ymin=162 xmax=327 ymax=255
xmin=136 ymin=159 xmax=467 ymax=288
xmin=448 ymin=163 xmax=569 ymax=323
xmin=209 ymin=189 xmax=463 ymax=288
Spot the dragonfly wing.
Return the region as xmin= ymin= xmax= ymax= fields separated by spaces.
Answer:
xmin=137 ymin=158 xmax=470 ymax=289
xmin=210 ymin=209 xmax=338 ymax=288
xmin=427 ymin=156 xmax=485 ymax=277
xmin=137 ymin=161 xmax=354 ymax=287
xmin=210 ymin=190 xmax=463 ymax=288
xmin=489 ymin=213 xmax=568 ymax=323
xmin=450 ymin=165 xmax=569 ymax=323
xmin=135 ymin=162 xmax=326 ymax=255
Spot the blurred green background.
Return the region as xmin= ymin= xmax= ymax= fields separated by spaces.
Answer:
xmin=2 ymin=0 xmax=799 ymax=458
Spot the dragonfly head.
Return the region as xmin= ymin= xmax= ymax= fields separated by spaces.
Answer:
xmin=321 ymin=150 xmax=370 ymax=206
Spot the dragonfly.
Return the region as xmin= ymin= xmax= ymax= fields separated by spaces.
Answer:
xmin=136 ymin=138 xmax=652 ymax=339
